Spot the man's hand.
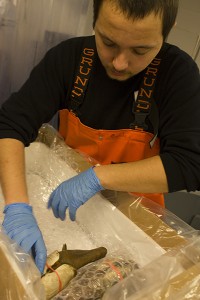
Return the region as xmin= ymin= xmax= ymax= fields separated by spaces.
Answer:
xmin=2 ymin=203 xmax=47 ymax=274
xmin=48 ymin=167 xmax=104 ymax=221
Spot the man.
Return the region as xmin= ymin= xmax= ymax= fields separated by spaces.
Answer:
xmin=0 ymin=0 xmax=200 ymax=274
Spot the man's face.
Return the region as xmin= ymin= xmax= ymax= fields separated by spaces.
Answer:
xmin=94 ymin=0 xmax=163 ymax=81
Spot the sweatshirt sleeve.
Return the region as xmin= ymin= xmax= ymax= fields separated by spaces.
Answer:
xmin=157 ymin=47 xmax=200 ymax=192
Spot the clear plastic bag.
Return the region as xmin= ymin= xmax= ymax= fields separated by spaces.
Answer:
xmin=0 ymin=123 xmax=199 ymax=299
xmin=103 ymin=236 xmax=200 ymax=300
xmin=105 ymin=191 xmax=198 ymax=251
xmin=0 ymin=227 xmax=45 ymax=300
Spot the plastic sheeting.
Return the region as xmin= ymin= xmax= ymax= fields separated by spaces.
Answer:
xmin=107 ymin=192 xmax=198 ymax=252
xmin=0 ymin=123 xmax=199 ymax=299
xmin=0 ymin=0 xmax=93 ymax=104
xmin=103 ymin=237 xmax=200 ymax=300
xmin=0 ymin=124 xmax=167 ymax=299
xmin=0 ymin=228 xmax=46 ymax=300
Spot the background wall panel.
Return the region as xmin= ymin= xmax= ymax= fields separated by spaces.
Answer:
xmin=0 ymin=0 xmax=93 ymax=105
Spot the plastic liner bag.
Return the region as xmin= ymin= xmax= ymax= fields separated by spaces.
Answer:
xmin=106 ymin=191 xmax=199 ymax=251
xmin=53 ymin=252 xmax=139 ymax=300
xmin=0 ymin=123 xmax=198 ymax=299
xmin=0 ymin=123 xmax=166 ymax=289
xmin=35 ymin=123 xmax=98 ymax=173
xmin=0 ymin=123 xmax=165 ymax=299
xmin=0 ymin=227 xmax=45 ymax=300
xmin=102 ymin=236 xmax=200 ymax=300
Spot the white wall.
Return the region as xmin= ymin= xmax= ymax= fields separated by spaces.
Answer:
xmin=0 ymin=0 xmax=93 ymax=105
xmin=167 ymin=0 xmax=200 ymax=68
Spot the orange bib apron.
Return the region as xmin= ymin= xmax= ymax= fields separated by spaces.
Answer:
xmin=59 ymin=109 xmax=164 ymax=206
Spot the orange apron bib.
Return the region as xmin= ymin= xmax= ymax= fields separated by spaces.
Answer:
xmin=59 ymin=109 xmax=164 ymax=206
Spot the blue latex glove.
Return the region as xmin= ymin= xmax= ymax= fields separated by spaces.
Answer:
xmin=2 ymin=203 xmax=47 ymax=274
xmin=48 ymin=167 xmax=104 ymax=221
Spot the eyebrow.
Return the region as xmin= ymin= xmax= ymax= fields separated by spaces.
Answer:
xmin=134 ymin=45 xmax=154 ymax=50
xmin=98 ymin=31 xmax=116 ymax=43
xmin=98 ymin=30 xmax=155 ymax=50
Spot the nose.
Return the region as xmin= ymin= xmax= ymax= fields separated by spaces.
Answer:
xmin=112 ymin=52 xmax=129 ymax=71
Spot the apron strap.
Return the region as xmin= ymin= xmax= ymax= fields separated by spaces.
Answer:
xmin=130 ymin=45 xmax=168 ymax=147
xmin=69 ymin=39 xmax=96 ymax=116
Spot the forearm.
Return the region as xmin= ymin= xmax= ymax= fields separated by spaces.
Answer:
xmin=0 ymin=138 xmax=29 ymax=204
xmin=94 ymin=155 xmax=169 ymax=193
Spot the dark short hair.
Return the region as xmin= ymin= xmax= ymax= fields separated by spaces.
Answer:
xmin=93 ymin=0 xmax=179 ymax=40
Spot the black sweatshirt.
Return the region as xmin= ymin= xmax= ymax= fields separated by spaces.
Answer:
xmin=0 ymin=36 xmax=200 ymax=193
